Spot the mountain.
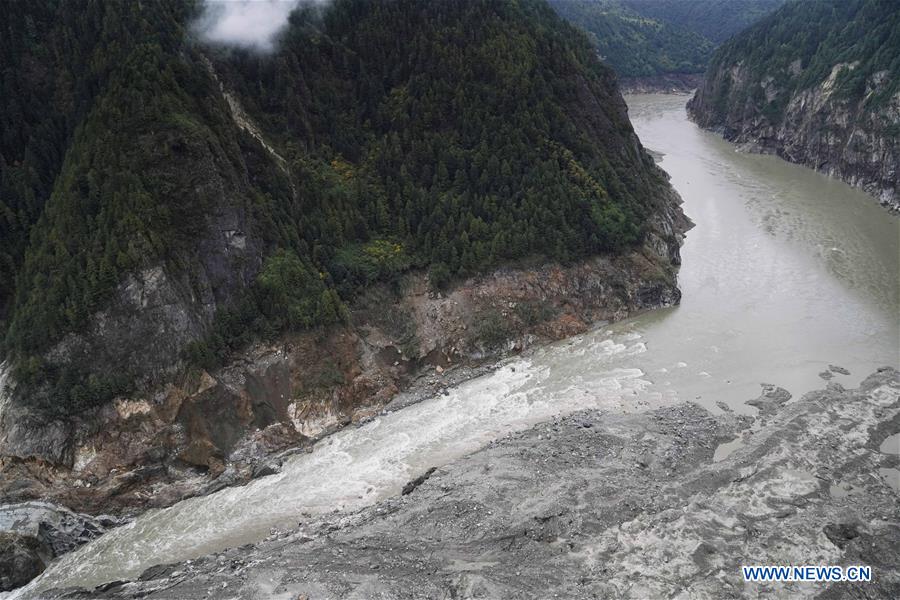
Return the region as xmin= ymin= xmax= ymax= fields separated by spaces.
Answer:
xmin=687 ymin=0 xmax=900 ymax=209
xmin=548 ymin=0 xmax=785 ymax=88
xmin=547 ymin=0 xmax=714 ymax=79
xmin=0 ymin=0 xmax=687 ymax=516
xmin=622 ymin=0 xmax=786 ymax=44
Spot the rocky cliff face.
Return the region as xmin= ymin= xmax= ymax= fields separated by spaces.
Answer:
xmin=0 ymin=90 xmax=271 ymax=465
xmin=0 ymin=0 xmax=692 ymax=556
xmin=687 ymin=0 xmax=900 ymax=210
xmin=619 ymin=73 xmax=703 ymax=95
xmin=689 ymin=62 xmax=899 ymax=210
xmin=0 ymin=186 xmax=689 ymax=517
xmin=0 ymin=502 xmax=121 ymax=591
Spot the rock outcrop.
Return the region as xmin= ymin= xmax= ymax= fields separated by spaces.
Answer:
xmin=0 ymin=532 xmax=49 ymax=592
xmin=687 ymin=0 xmax=900 ymax=210
xmin=0 ymin=502 xmax=119 ymax=591
xmin=0 ymin=188 xmax=689 ymax=518
xmin=0 ymin=502 xmax=119 ymax=556
xmin=688 ymin=59 xmax=900 ymax=211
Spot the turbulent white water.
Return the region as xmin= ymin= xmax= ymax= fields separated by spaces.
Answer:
xmin=19 ymin=335 xmax=653 ymax=594
xmin=16 ymin=94 xmax=900 ymax=596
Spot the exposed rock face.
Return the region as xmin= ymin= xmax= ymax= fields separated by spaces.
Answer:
xmin=687 ymin=2 xmax=899 ymax=210
xmin=0 ymin=186 xmax=690 ymax=518
xmin=0 ymin=206 xmax=264 ymax=469
xmin=44 ymin=225 xmax=263 ymax=391
xmin=0 ymin=502 xmax=119 ymax=557
xmin=0 ymin=186 xmax=689 ymax=593
xmin=620 ymin=73 xmax=703 ymax=95
xmin=0 ymin=532 xmax=49 ymax=592
xmin=0 ymin=501 xmax=119 ymax=591
xmin=690 ymin=63 xmax=899 ymax=210
xmin=50 ymin=368 xmax=900 ymax=599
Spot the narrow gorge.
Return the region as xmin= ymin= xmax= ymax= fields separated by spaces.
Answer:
xmin=0 ymin=0 xmax=689 ymax=589
xmin=1 ymin=1 xmax=898 ymax=597
xmin=688 ymin=0 xmax=899 ymax=210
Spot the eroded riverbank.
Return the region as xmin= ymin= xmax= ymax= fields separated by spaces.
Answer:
xmin=6 ymin=93 xmax=898 ymax=598
xmin=41 ymin=367 xmax=900 ymax=599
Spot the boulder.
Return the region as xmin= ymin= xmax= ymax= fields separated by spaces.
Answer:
xmin=745 ymin=384 xmax=792 ymax=416
xmin=0 ymin=501 xmax=118 ymax=558
xmin=0 ymin=531 xmax=50 ymax=591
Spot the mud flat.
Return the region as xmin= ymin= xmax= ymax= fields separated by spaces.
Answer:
xmin=39 ymin=367 xmax=899 ymax=600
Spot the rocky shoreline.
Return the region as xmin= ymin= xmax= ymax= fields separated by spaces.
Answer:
xmin=31 ymin=367 xmax=899 ymax=599
xmin=619 ymin=73 xmax=703 ymax=95
xmin=0 ymin=184 xmax=691 ymax=591
xmin=687 ymin=64 xmax=900 ymax=212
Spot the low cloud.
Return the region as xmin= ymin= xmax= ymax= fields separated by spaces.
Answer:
xmin=193 ymin=0 xmax=315 ymax=51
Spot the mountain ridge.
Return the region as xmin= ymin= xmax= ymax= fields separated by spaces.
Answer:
xmin=548 ymin=0 xmax=785 ymax=89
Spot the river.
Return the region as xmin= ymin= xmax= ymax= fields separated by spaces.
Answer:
xmin=15 ymin=94 xmax=899 ymax=597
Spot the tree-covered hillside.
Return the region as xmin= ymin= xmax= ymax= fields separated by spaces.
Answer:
xmin=688 ymin=0 xmax=900 ymax=207
xmin=549 ymin=0 xmax=784 ymax=79
xmin=547 ymin=0 xmax=713 ymax=77
xmin=694 ymin=0 xmax=899 ymax=114
xmin=0 ymin=0 xmax=672 ymax=414
xmin=622 ymin=0 xmax=786 ymax=44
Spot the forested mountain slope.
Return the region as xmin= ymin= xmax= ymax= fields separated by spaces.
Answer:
xmin=547 ymin=0 xmax=713 ymax=79
xmin=0 ymin=0 xmax=686 ymax=477
xmin=688 ymin=0 xmax=900 ymax=209
xmin=622 ymin=0 xmax=785 ymax=44
xmin=548 ymin=0 xmax=784 ymax=86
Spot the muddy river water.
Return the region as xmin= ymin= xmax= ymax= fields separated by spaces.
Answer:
xmin=16 ymin=94 xmax=899 ymax=596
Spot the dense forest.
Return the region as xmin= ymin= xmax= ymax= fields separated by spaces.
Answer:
xmin=0 ymin=0 xmax=670 ymax=414
xmin=548 ymin=0 xmax=784 ymax=78
xmin=622 ymin=0 xmax=785 ymax=44
xmin=547 ymin=0 xmax=713 ymax=77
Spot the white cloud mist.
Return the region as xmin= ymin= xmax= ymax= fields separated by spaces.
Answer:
xmin=193 ymin=0 xmax=316 ymax=51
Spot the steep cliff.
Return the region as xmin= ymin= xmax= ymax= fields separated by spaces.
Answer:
xmin=688 ymin=0 xmax=900 ymax=209
xmin=0 ymin=0 xmax=689 ymax=517
xmin=0 ymin=184 xmax=688 ymax=515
